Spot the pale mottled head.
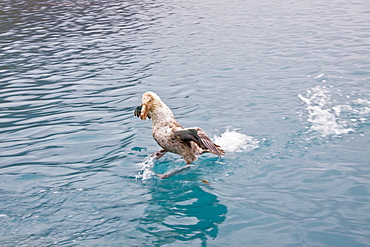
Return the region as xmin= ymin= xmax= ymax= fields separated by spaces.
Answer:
xmin=139 ymin=91 xmax=163 ymax=120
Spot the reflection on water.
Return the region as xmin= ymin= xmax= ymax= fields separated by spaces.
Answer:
xmin=139 ymin=181 xmax=227 ymax=246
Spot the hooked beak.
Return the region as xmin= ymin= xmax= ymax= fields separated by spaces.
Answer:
xmin=140 ymin=103 xmax=149 ymax=120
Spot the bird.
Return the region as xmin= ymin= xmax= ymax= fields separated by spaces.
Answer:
xmin=134 ymin=91 xmax=225 ymax=178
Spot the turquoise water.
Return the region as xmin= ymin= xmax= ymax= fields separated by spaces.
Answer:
xmin=1 ymin=0 xmax=370 ymax=246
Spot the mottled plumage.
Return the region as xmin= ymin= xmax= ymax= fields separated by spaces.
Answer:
xmin=134 ymin=91 xmax=224 ymax=178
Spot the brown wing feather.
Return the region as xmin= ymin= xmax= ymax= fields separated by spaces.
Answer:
xmin=173 ymin=128 xmax=203 ymax=147
xmin=195 ymin=128 xmax=224 ymax=157
xmin=174 ymin=128 xmax=224 ymax=157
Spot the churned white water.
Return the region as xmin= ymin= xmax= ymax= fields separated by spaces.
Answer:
xmin=298 ymin=86 xmax=355 ymax=137
xmin=136 ymin=155 xmax=156 ymax=180
xmin=214 ymin=129 xmax=259 ymax=153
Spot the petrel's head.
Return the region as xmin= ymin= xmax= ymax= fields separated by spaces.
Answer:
xmin=137 ymin=91 xmax=162 ymax=120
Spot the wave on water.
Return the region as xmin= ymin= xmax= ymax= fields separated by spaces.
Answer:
xmin=298 ymin=86 xmax=370 ymax=138
xmin=135 ymin=129 xmax=259 ymax=180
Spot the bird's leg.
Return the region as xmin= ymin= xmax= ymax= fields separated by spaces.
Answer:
xmin=157 ymin=165 xmax=193 ymax=179
xmin=150 ymin=150 xmax=193 ymax=179
xmin=150 ymin=149 xmax=167 ymax=159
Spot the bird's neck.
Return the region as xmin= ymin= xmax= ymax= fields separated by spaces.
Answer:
xmin=151 ymin=103 xmax=179 ymax=127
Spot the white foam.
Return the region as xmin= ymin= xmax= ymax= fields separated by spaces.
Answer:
xmin=136 ymin=156 xmax=156 ymax=180
xmin=214 ymin=128 xmax=259 ymax=153
xmin=346 ymin=98 xmax=370 ymax=116
xmin=298 ymin=86 xmax=354 ymax=137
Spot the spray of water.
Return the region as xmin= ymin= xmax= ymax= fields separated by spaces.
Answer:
xmin=213 ymin=128 xmax=259 ymax=153
xmin=298 ymin=86 xmax=355 ymax=137
xmin=136 ymin=128 xmax=259 ymax=180
xmin=135 ymin=155 xmax=156 ymax=180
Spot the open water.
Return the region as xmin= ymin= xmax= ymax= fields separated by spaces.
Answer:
xmin=1 ymin=0 xmax=370 ymax=246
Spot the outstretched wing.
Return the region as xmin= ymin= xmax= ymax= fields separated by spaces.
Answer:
xmin=174 ymin=128 xmax=224 ymax=157
xmin=174 ymin=128 xmax=202 ymax=146
xmin=196 ymin=128 xmax=224 ymax=157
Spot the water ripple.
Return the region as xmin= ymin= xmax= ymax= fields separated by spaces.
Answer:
xmin=1 ymin=0 xmax=370 ymax=246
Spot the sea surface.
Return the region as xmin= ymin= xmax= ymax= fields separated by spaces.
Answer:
xmin=1 ymin=0 xmax=370 ymax=246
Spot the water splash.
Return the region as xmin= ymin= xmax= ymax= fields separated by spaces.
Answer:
xmin=214 ymin=128 xmax=259 ymax=153
xmin=135 ymin=128 xmax=259 ymax=179
xmin=340 ymin=98 xmax=370 ymax=122
xmin=135 ymin=155 xmax=156 ymax=180
xmin=298 ymin=86 xmax=355 ymax=137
